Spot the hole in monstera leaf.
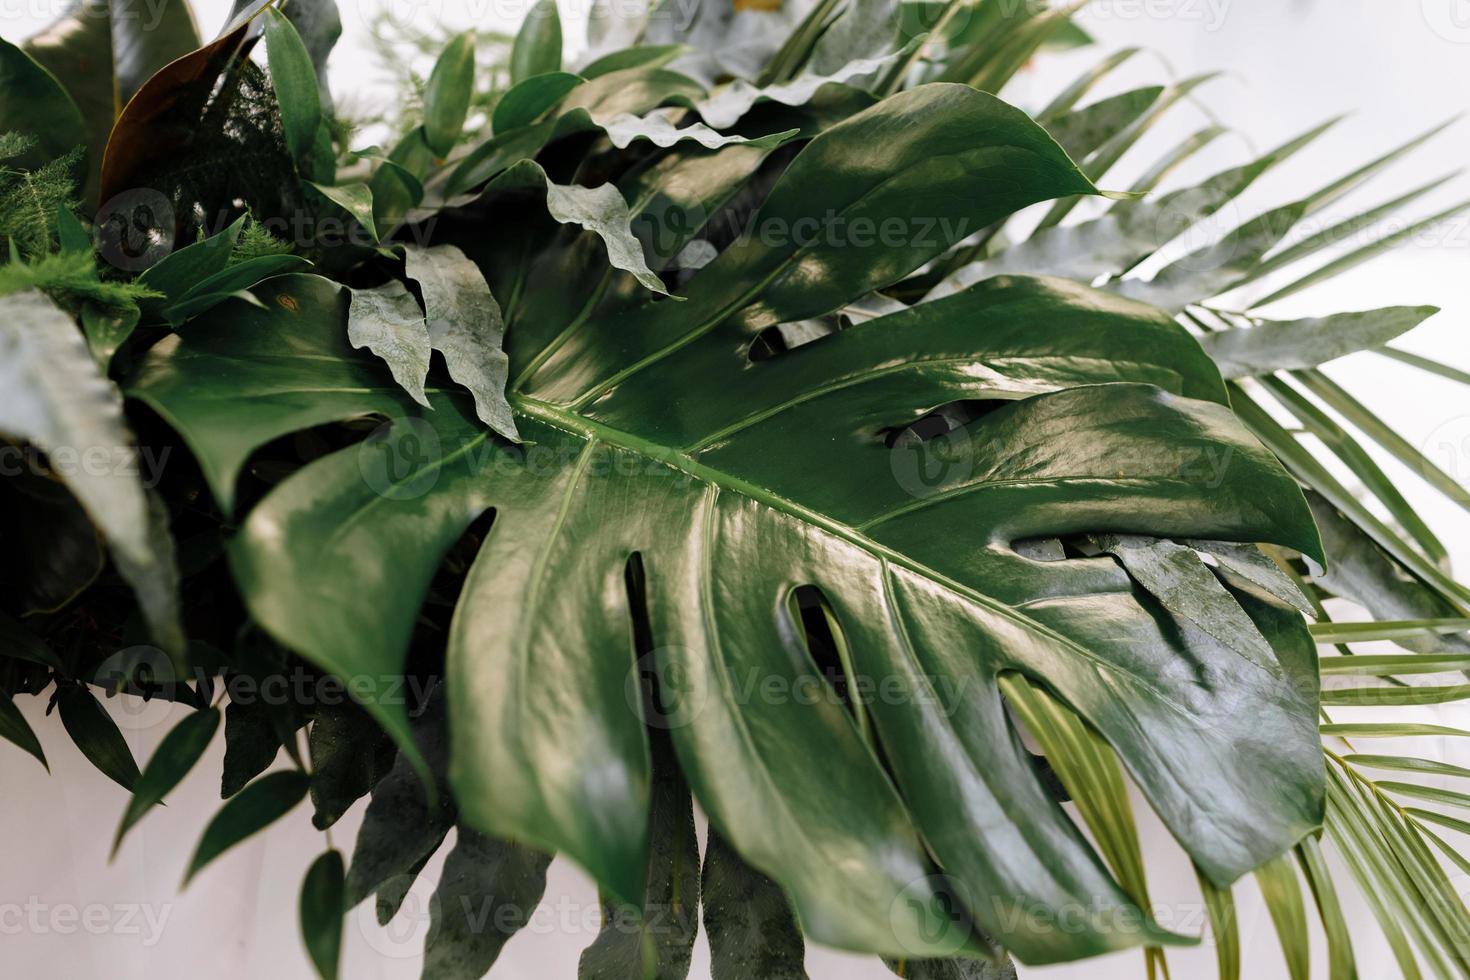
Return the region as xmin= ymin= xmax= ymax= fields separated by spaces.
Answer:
xmin=881 ymin=399 xmax=1009 ymax=449
xmin=787 ymin=585 xmax=859 ymax=712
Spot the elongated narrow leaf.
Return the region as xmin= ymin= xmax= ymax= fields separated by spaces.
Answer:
xmin=58 ymin=686 xmax=139 ymax=790
xmin=0 ymin=696 xmax=47 ymax=770
xmin=1197 ymin=871 xmax=1239 ymax=980
xmin=423 ymin=32 xmax=476 ymax=156
xmin=300 ymin=850 xmax=345 ymax=980
xmin=263 ymin=7 xmax=321 ymax=169
xmin=114 ymin=707 xmax=220 ymax=855
xmin=1203 ymin=306 xmax=1439 ymax=377
xmin=1096 ymin=534 xmax=1277 ymax=671
xmin=511 ymin=0 xmax=563 ymax=83
xmin=1256 ymin=854 xmax=1310 ymax=980
xmin=1297 ymin=837 xmax=1357 ymax=980
xmin=492 ymin=71 xmax=585 ymax=133
xmin=184 ymin=770 xmax=310 ymax=885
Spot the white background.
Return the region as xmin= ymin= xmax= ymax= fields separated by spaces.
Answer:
xmin=4 ymin=1 xmax=1470 ymax=977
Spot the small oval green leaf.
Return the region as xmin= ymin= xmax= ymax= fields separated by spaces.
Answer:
xmin=300 ymin=849 xmax=345 ymax=980
xmin=510 ymin=0 xmax=563 ymax=84
xmin=423 ymin=31 xmax=476 ymax=156
xmin=263 ymin=6 xmax=322 ymax=169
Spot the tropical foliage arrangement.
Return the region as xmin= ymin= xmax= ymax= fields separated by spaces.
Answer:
xmin=3 ymin=0 xmax=1470 ymax=976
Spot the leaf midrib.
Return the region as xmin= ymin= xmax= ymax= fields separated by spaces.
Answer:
xmin=510 ymin=393 xmax=1191 ymax=712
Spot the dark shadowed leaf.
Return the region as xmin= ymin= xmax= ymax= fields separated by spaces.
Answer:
xmin=184 ymin=769 xmax=310 ymax=884
xmin=703 ymin=828 xmax=807 ymax=980
xmin=301 ymin=849 xmax=345 ymax=980
xmin=57 ymin=685 xmax=139 ymax=791
xmin=422 ymin=829 xmax=552 ymax=979
xmin=114 ymin=707 xmax=220 ymax=855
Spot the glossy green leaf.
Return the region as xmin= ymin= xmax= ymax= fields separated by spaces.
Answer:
xmin=492 ymin=71 xmax=585 ymax=133
xmin=0 ymin=37 xmax=86 ymax=170
xmin=423 ymin=31 xmax=476 ymax=156
xmin=344 ymin=683 xmax=454 ymax=909
xmin=184 ymin=770 xmax=310 ymax=885
xmin=132 ymin=83 xmax=1328 ymax=963
xmin=0 ymin=696 xmax=47 ymax=770
xmin=113 ymin=707 xmax=220 ymax=855
xmin=263 ymin=6 xmax=322 ymax=169
xmin=300 ymin=850 xmax=345 ymax=980
xmin=581 ymin=45 xmax=686 ymax=80
xmin=577 ymin=733 xmax=699 ymax=980
xmin=24 ymin=0 xmax=201 ymax=201
xmin=307 ymin=701 xmax=388 ymax=830
xmin=309 ymin=181 xmax=378 ymax=242
xmin=511 ymin=0 xmax=564 ymax=83
xmin=221 ymin=698 xmax=283 ymax=798
xmin=137 ymin=215 xmax=245 ymax=304
xmin=57 ymin=685 xmax=139 ymax=791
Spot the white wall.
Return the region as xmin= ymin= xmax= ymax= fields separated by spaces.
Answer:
xmin=3 ymin=1 xmax=1470 ymax=977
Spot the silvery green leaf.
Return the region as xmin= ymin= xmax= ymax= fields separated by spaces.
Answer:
xmin=346 ymin=280 xmax=432 ymax=408
xmin=0 ymin=290 xmax=182 ymax=660
xmin=403 ymin=243 xmax=519 ymax=442
xmin=1201 ymin=306 xmax=1439 ymax=378
xmin=1186 ymin=539 xmax=1314 ymax=616
xmin=1098 ymin=534 xmax=1279 ymax=672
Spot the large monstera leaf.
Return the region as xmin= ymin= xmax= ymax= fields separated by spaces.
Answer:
xmin=129 ymin=84 xmax=1324 ymax=964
